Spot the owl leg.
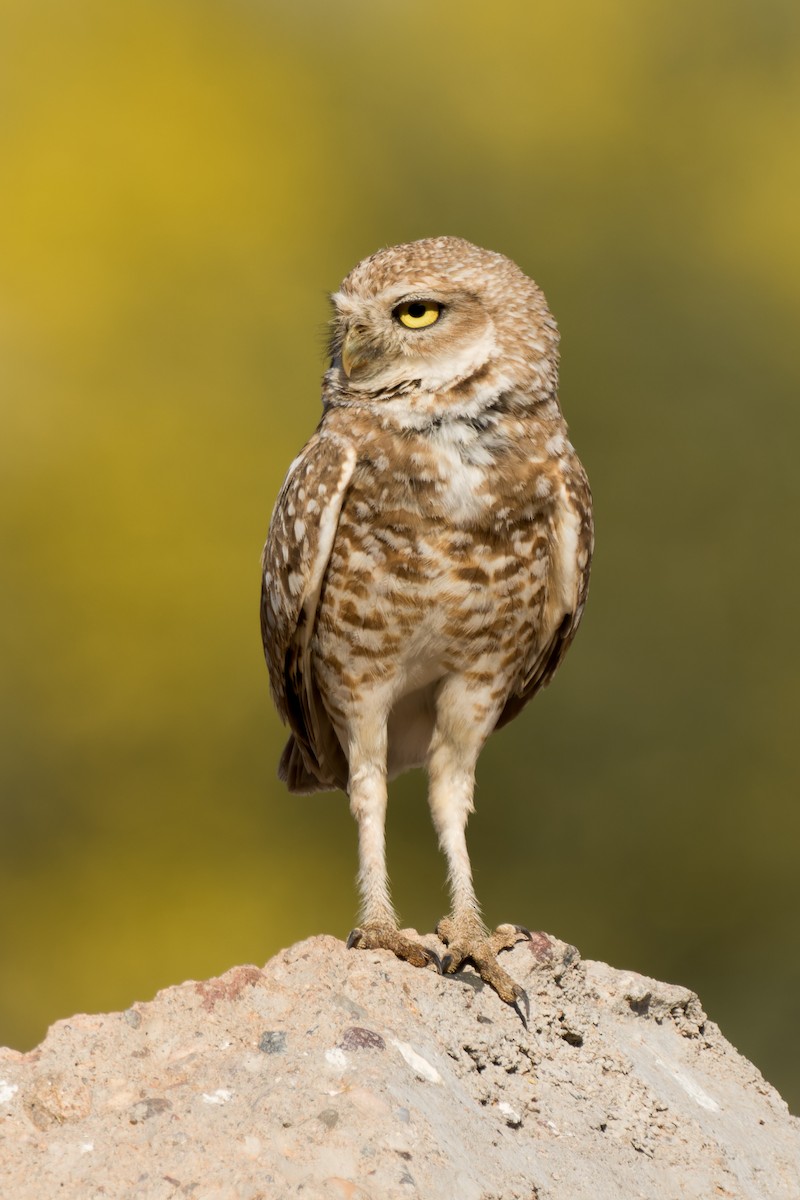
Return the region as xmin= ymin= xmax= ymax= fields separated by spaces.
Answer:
xmin=345 ymin=718 xmax=440 ymax=973
xmin=427 ymin=684 xmax=530 ymax=1017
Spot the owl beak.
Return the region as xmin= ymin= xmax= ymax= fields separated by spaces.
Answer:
xmin=341 ymin=328 xmax=374 ymax=379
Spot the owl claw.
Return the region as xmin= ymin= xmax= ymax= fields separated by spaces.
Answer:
xmin=436 ymin=917 xmax=531 ymax=1016
xmin=423 ymin=946 xmax=444 ymax=974
xmin=443 ymin=946 xmax=528 ymax=1024
xmin=346 ymin=923 xmax=440 ymax=972
xmin=512 ymin=985 xmax=530 ymax=1029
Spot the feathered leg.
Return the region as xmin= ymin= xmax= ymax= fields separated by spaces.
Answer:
xmin=345 ymin=715 xmax=439 ymax=972
xmin=427 ymin=678 xmax=530 ymax=1016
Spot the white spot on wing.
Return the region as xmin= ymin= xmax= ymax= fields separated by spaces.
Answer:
xmin=552 ymin=484 xmax=581 ymax=612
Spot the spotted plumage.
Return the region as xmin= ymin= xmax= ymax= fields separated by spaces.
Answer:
xmin=261 ymin=237 xmax=593 ymax=1010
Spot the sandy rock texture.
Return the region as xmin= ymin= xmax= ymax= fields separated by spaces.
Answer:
xmin=1 ymin=933 xmax=797 ymax=1199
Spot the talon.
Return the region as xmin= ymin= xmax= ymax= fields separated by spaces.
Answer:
xmin=346 ymin=922 xmax=438 ymax=974
xmin=512 ymin=985 xmax=530 ymax=1028
xmin=423 ymin=947 xmax=444 ymax=974
xmin=434 ymin=918 xmax=530 ymax=1014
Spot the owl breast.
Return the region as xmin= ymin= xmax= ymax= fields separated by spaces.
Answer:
xmin=310 ymin=405 xmax=586 ymax=772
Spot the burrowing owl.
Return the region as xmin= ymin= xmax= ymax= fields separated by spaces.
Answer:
xmin=261 ymin=237 xmax=593 ymax=1014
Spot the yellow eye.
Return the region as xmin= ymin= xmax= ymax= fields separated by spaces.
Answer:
xmin=395 ymin=300 xmax=442 ymax=329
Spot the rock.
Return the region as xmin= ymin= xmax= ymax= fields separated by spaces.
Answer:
xmin=0 ymin=933 xmax=797 ymax=1199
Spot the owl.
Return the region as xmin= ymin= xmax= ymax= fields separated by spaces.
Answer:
xmin=261 ymin=237 xmax=593 ymax=1016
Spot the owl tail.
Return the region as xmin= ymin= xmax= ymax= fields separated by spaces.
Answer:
xmin=278 ymin=734 xmax=341 ymax=795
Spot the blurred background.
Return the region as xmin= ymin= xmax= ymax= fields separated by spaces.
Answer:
xmin=1 ymin=0 xmax=798 ymax=1110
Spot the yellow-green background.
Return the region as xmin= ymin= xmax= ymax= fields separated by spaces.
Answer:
xmin=2 ymin=0 xmax=798 ymax=1112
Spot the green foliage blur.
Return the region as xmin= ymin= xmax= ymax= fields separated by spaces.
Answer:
xmin=1 ymin=0 xmax=798 ymax=1111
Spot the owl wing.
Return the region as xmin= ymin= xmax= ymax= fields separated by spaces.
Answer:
xmin=261 ymin=429 xmax=356 ymax=789
xmin=497 ymin=468 xmax=594 ymax=730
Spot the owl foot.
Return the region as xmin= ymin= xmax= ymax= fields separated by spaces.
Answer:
xmin=347 ymin=922 xmax=443 ymax=974
xmin=436 ymin=917 xmax=531 ymax=1025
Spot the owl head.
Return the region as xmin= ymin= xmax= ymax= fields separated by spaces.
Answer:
xmin=327 ymin=236 xmax=559 ymax=404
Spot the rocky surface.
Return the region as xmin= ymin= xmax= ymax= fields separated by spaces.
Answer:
xmin=0 ymin=932 xmax=798 ymax=1199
